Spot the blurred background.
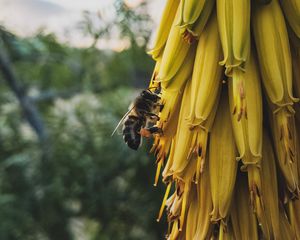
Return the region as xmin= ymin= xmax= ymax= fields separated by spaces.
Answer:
xmin=0 ymin=0 xmax=167 ymax=239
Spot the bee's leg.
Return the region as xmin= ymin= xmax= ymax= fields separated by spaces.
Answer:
xmin=148 ymin=113 xmax=160 ymax=121
xmin=159 ymin=104 xmax=164 ymax=112
xmin=147 ymin=126 xmax=163 ymax=135
xmin=140 ymin=126 xmax=162 ymax=138
xmin=153 ymin=103 xmax=164 ymax=112
xmin=154 ymin=85 xmax=161 ymax=95
xmin=150 ymin=116 xmax=160 ymax=122
xmin=140 ymin=111 xmax=160 ymax=121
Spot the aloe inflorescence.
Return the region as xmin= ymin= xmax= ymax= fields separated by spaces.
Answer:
xmin=146 ymin=0 xmax=300 ymax=238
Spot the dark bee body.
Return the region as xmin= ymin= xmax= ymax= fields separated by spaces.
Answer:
xmin=121 ymin=89 xmax=162 ymax=150
xmin=122 ymin=115 xmax=144 ymax=150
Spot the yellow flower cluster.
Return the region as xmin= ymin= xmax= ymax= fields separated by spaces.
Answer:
xmin=147 ymin=0 xmax=300 ymax=238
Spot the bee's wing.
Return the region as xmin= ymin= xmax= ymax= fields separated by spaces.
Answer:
xmin=139 ymin=135 xmax=143 ymax=148
xmin=111 ymin=106 xmax=134 ymax=136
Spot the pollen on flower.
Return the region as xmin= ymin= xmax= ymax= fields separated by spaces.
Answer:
xmin=182 ymin=29 xmax=197 ymax=45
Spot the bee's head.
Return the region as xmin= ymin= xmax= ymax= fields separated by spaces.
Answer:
xmin=140 ymin=89 xmax=160 ymax=102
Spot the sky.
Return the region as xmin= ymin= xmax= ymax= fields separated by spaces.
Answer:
xmin=0 ymin=0 xmax=165 ymax=49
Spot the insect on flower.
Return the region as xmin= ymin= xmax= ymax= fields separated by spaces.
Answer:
xmin=111 ymin=87 xmax=163 ymax=150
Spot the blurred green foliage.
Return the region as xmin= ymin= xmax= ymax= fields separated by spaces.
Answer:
xmin=0 ymin=1 xmax=167 ymax=239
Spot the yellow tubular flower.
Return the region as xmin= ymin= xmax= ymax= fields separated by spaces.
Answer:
xmin=160 ymin=80 xmax=197 ymax=235
xmin=231 ymin=173 xmax=259 ymax=240
xmin=177 ymin=0 xmax=215 ymax=43
xmin=157 ymin=6 xmax=193 ymax=83
xmin=148 ymin=58 xmax=161 ymax=89
xmin=261 ymin=131 xmax=281 ymax=238
xmin=228 ymin=52 xmax=269 ymax=236
xmin=175 ymin=160 xmax=196 ymax=232
xmin=167 ymin=219 xmax=180 ymax=240
xmin=193 ymin=156 xmax=213 ymax=240
xmin=279 ymin=0 xmax=300 ymax=39
xmin=148 ymin=0 xmax=181 ymax=60
xmin=184 ymin=185 xmax=198 ymax=240
xmin=252 ymin=0 xmax=297 ymax=107
xmin=161 ymin=44 xmax=196 ymax=90
xmin=186 ymin=11 xmax=222 ymax=128
xmin=216 ymin=0 xmax=250 ymax=75
xmin=151 ymin=47 xmax=196 ymax=186
xmin=161 ymin=80 xmax=192 ymax=181
xmin=178 ymin=0 xmax=207 ymax=27
xmin=247 ymin=165 xmax=270 ymax=238
xmin=209 ymin=89 xmax=237 ymax=223
xmin=269 ymin=107 xmax=299 ymax=195
xmin=184 ymin=12 xmax=223 ymax=183
xmin=166 ymin=190 xmax=182 ymax=223
xmin=216 ymin=0 xmax=251 ymax=121
xmin=253 ymin=0 xmax=299 ymax=200
xmin=228 ymin=53 xmax=263 ymax=164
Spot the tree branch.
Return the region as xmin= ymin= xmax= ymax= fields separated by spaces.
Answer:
xmin=0 ymin=47 xmax=47 ymax=142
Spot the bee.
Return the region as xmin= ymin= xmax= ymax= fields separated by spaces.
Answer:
xmin=112 ymin=87 xmax=163 ymax=150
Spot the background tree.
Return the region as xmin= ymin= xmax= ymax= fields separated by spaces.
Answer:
xmin=0 ymin=1 xmax=166 ymax=239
